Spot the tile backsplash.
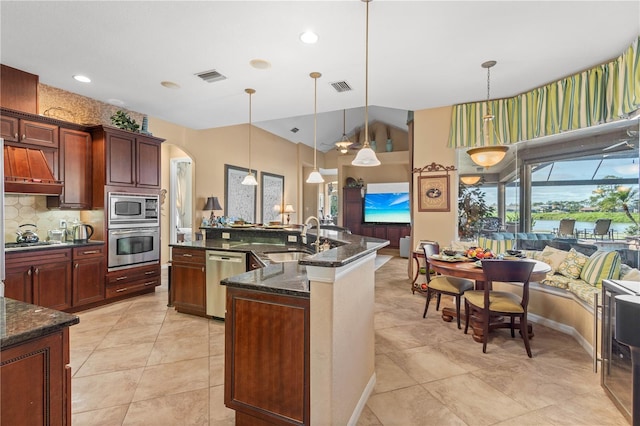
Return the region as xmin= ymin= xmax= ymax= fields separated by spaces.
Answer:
xmin=4 ymin=195 xmax=80 ymax=242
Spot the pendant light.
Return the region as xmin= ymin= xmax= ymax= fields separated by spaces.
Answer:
xmin=460 ymin=176 xmax=481 ymax=185
xmin=352 ymin=0 xmax=380 ymax=167
xmin=306 ymin=72 xmax=325 ymax=184
xmin=467 ymin=60 xmax=508 ymax=168
xmin=335 ymin=109 xmax=352 ymax=154
xmin=241 ymin=88 xmax=258 ymax=186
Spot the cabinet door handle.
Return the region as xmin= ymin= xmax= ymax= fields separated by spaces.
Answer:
xmin=144 ymin=281 xmax=155 ymax=286
xmin=34 ymin=268 xmax=39 ymax=275
xmin=182 ymin=253 xmax=193 ymax=257
xmin=201 ymin=267 xmax=205 ymax=273
xmin=21 ymin=134 xmax=26 ymax=140
xmin=14 ymin=133 xmax=18 ymax=139
xmin=116 ymin=276 xmax=128 ymax=281
xmin=115 ymin=288 xmax=128 ymax=293
xmin=82 ymin=250 xmax=99 ymax=255
xmin=28 ymin=269 xmax=32 ymax=276
xmin=75 ymin=264 xmax=79 ymax=269
xmin=144 ymin=271 xmax=155 ymax=275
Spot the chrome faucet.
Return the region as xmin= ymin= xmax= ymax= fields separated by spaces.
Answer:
xmin=302 ymin=216 xmax=321 ymax=253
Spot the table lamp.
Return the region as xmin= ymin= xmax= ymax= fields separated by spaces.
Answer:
xmin=284 ymin=204 xmax=295 ymax=225
xmin=204 ymin=196 xmax=222 ymax=224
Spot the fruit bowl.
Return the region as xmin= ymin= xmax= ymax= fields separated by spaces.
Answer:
xmin=442 ymin=249 xmax=458 ymax=257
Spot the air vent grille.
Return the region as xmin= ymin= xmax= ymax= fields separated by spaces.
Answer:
xmin=331 ymin=81 xmax=352 ymax=93
xmin=195 ymin=69 xmax=227 ymax=83
xmin=290 ymin=127 xmax=299 ymax=133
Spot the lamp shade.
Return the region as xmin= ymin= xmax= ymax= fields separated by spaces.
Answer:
xmin=352 ymin=146 xmax=381 ymax=167
xmin=467 ymin=146 xmax=508 ymax=168
xmin=460 ymin=176 xmax=481 ymax=185
xmin=284 ymin=204 xmax=295 ymax=213
xmin=306 ymin=170 xmax=324 ymax=184
xmin=241 ymin=173 xmax=258 ymax=186
xmin=204 ymin=196 xmax=222 ymax=211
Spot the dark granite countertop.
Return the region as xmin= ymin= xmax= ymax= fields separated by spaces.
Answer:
xmin=5 ymin=240 xmax=105 ymax=253
xmin=0 ymin=298 xmax=79 ymax=349
xmin=171 ymin=228 xmax=388 ymax=297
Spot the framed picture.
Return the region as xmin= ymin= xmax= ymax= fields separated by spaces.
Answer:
xmin=224 ymin=164 xmax=257 ymax=222
xmin=261 ymin=172 xmax=284 ymax=223
xmin=418 ymin=174 xmax=450 ymax=212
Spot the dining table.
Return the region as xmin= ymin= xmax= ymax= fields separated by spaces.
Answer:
xmin=427 ymin=255 xmax=551 ymax=343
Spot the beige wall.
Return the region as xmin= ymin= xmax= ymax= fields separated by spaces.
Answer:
xmin=411 ymin=106 xmax=459 ymax=250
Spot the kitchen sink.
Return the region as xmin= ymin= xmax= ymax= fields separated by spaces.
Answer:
xmin=265 ymin=251 xmax=310 ymax=263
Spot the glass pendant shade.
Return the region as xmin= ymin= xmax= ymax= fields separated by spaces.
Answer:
xmin=460 ymin=176 xmax=481 ymax=185
xmin=306 ymin=170 xmax=324 ymax=183
xmin=241 ymin=173 xmax=258 ymax=186
xmin=352 ymin=145 xmax=381 ymax=167
xmin=467 ymin=146 xmax=508 ymax=168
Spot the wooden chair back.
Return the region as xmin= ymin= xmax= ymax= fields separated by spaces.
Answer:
xmin=422 ymin=242 xmax=440 ymax=284
xmin=481 ymin=260 xmax=535 ymax=308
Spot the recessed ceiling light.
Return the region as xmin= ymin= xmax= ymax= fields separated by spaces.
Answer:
xmin=73 ymin=75 xmax=91 ymax=83
xmin=107 ymin=98 xmax=125 ymax=107
xmin=249 ymin=59 xmax=271 ymax=70
xmin=300 ymin=31 xmax=318 ymax=44
xmin=161 ymin=81 xmax=181 ymax=89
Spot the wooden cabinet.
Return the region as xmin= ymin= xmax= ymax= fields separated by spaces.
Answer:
xmin=1 ymin=114 xmax=59 ymax=178
xmin=0 ymin=64 xmax=39 ymax=114
xmin=343 ymin=187 xmax=363 ymax=235
xmin=90 ymin=126 xmax=163 ymax=203
xmin=1 ymin=328 xmax=71 ymax=426
xmin=225 ymin=287 xmax=310 ymax=426
xmin=105 ymin=263 xmax=160 ymax=299
xmin=5 ymin=248 xmax=72 ymax=311
xmin=171 ymin=247 xmax=207 ymax=317
xmin=72 ymin=245 xmax=105 ymax=306
xmin=247 ymin=253 xmax=264 ymax=271
xmin=47 ymin=128 xmax=92 ymax=209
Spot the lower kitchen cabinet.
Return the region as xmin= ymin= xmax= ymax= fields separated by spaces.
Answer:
xmin=225 ymin=287 xmax=310 ymax=426
xmin=105 ymin=263 xmax=160 ymax=299
xmin=72 ymin=245 xmax=105 ymax=306
xmin=171 ymin=247 xmax=207 ymax=317
xmin=4 ymin=248 xmax=72 ymax=311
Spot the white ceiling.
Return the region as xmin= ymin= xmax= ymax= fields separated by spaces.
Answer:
xmin=1 ymin=1 xmax=638 ymax=152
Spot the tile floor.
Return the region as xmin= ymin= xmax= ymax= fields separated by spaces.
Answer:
xmin=70 ymin=255 xmax=629 ymax=425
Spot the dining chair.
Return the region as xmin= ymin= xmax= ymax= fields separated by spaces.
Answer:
xmin=464 ymin=259 xmax=536 ymax=357
xmin=592 ymin=218 xmax=612 ymax=240
xmin=422 ymin=243 xmax=474 ymax=328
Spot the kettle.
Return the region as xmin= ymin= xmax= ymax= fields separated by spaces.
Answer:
xmin=72 ymin=223 xmax=94 ymax=243
xmin=16 ymin=224 xmax=39 ymax=243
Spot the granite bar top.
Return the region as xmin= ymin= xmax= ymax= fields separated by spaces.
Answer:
xmin=5 ymin=240 xmax=105 ymax=253
xmin=0 ymin=298 xmax=79 ymax=349
xmin=171 ymin=228 xmax=389 ymax=297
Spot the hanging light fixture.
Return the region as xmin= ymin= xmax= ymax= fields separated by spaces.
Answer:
xmin=335 ymin=109 xmax=352 ymax=154
xmin=306 ymin=72 xmax=325 ymax=184
xmin=352 ymin=0 xmax=380 ymax=167
xmin=460 ymin=176 xmax=481 ymax=185
xmin=467 ymin=60 xmax=508 ymax=168
xmin=241 ymin=88 xmax=259 ymax=186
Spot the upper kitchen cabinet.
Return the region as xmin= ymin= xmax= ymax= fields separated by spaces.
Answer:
xmin=0 ymin=64 xmax=38 ymax=114
xmin=47 ymin=128 xmax=92 ymax=209
xmin=90 ymin=126 xmax=164 ymax=204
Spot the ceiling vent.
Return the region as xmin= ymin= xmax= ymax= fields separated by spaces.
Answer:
xmin=290 ymin=127 xmax=299 ymax=133
xmin=195 ymin=69 xmax=227 ymax=83
xmin=330 ymin=81 xmax=352 ymax=93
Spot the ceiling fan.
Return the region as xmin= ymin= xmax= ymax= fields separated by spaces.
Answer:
xmin=335 ymin=110 xmax=360 ymax=154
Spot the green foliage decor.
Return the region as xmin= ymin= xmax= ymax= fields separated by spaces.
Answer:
xmin=110 ymin=110 xmax=140 ymax=132
xmin=458 ymin=183 xmax=494 ymax=240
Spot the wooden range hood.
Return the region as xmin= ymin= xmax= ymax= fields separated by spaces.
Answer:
xmin=4 ymin=145 xmax=63 ymax=195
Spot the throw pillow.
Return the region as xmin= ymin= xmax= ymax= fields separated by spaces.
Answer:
xmin=557 ymin=248 xmax=589 ymax=279
xmin=539 ymin=245 xmax=569 ymax=273
xmin=621 ymin=268 xmax=640 ymax=282
xmin=580 ymin=250 xmax=621 ymax=287
xmin=478 ymin=236 xmax=514 ymax=254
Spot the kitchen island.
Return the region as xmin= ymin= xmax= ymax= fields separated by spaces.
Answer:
xmin=1 ymin=297 xmax=79 ymax=425
xmin=170 ymin=226 xmax=387 ymax=426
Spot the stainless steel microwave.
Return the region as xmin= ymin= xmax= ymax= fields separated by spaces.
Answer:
xmin=108 ymin=192 xmax=159 ymax=229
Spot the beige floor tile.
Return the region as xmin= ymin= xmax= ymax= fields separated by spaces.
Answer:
xmin=71 ymin=405 xmax=129 ymax=426
xmin=210 ymin=354 xmax=225 ymax=387
xmin=426 ymin=373 xmax=529 ymax=426
xmin=372 ymin=353 xmax=417 ymax=394
xmin=525 ymin=391 xmax=629 ymax=426
xmin=209 ymin=333 xmax=226 ymax=356
xmin=367 ymin=384 xmax=466 ymax=426
xmin=69 ymin=348 xmax=94 ymax=377
xmin=147 ymin=335 xmax=209 ymax=365
xmin=210 ymin=384 xmax=235 ymax=423
xmin=75 ymin=342 xmax=155 ymax=377
xmin=97 ymin=323 xmax=162 ymax=349
xmin=386 ymin=345 xmax=468 ymax=384
xmin=355 ymin=405 xmax=383 ymax=426
xmin=123 ymin=388 xmax=209 ymax=426
xmin=114 ymin=310 xmax=168 ymax=328
xmin=133 ymin=357 xmax=209 ymax=402
xmin=70 ymin=324 xmax=113 ymax=351
xmin=72 ymin=368 xmax=144 ymax=413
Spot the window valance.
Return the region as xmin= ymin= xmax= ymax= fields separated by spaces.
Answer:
xmin=449 ymin=36 xmax=639 ymax=148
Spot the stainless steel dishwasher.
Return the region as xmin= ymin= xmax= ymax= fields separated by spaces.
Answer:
xmin=206 ymin=250 xmax=247 ymax=319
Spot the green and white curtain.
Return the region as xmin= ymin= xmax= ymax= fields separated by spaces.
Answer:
xmin=449 ymin=36 xmax=640 ymax=148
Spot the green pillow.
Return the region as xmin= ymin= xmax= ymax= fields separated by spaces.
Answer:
xmin=477 ymin=236 xmax=514 ymax=254
xmin=557 ymin=248 xmax=589 ymax=279
xmin=580 ymin=250 xmax=621 ymax=287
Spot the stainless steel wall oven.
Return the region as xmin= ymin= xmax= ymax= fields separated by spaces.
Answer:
xmin=108 ymin=227 xmax=159 ymax=271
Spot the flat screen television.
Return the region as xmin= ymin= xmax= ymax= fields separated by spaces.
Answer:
xmin=363 ymin=182 xmax=410 ymax=224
